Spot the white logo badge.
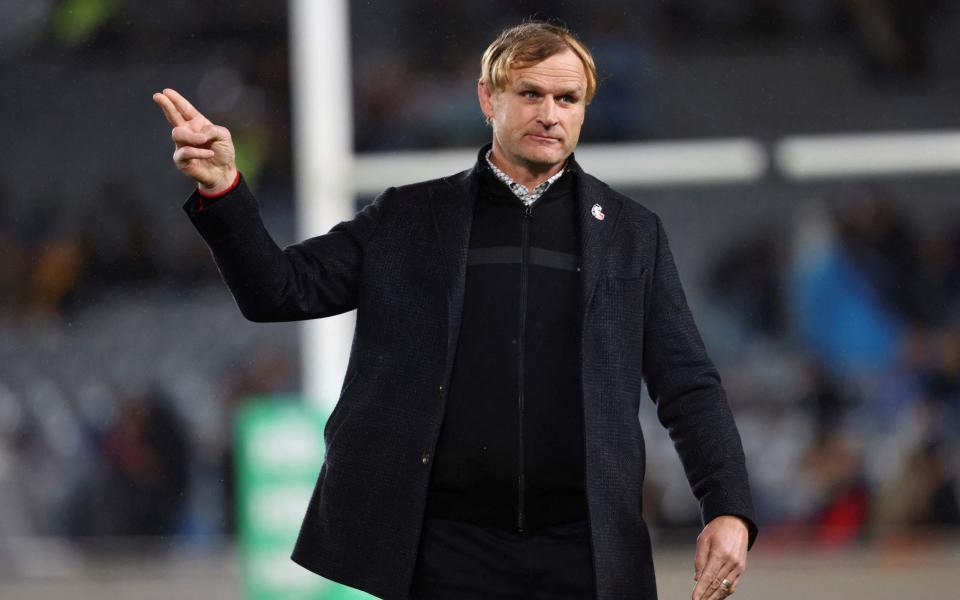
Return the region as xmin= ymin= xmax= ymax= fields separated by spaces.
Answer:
xmin=591 ymin=203 xmax=605 ymax=220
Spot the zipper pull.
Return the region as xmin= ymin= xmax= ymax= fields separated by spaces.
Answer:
xmin=524 ymin=204 xmax=533 ymax=217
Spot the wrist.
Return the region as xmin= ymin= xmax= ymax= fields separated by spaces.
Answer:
xmin=711 ymin=515 xmax=749 ymax=532
xmin=198 ymin=169 xmax=240 ymax=198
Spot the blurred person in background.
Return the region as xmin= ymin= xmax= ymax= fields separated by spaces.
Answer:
xmin=153 ymin=21 xmax=756 ymax=600
xmin=65 ymin=387 xmax=189 ymax=538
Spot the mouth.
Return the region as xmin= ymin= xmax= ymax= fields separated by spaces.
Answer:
xmin=526 ymin=133 xmax=561 ymax=143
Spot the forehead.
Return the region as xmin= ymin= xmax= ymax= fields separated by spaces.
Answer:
xmin=507 ymin=49 xmax=587 ymax=90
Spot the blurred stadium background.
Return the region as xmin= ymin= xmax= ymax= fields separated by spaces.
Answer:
xmin=1 ymin=0 xmax=959 ymax=598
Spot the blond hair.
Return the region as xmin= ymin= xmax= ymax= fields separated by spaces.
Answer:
xmin=480 ymin=21 xmax=598 ymax=104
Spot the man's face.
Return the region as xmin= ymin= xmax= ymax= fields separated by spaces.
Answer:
xmin=478 ymin=49 xmax=587 ymax=175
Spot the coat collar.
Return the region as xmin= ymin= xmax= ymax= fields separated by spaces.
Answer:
xmin=431 ymin=144 xmax=622 ymax=319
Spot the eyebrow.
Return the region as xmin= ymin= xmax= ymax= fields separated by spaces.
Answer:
xmin=514 ymin=79 xmax=584 ymax=96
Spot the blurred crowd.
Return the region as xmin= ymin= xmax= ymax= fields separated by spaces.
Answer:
xmin=0 ymin=0 xmax=300 ymax=551
xmin=351 ymin=0 xmax=948 ymax=149
xmin=0 ymin=0 xmax=958 ymax=559
xmin=692 ymin=189 xmax=960 ymax=550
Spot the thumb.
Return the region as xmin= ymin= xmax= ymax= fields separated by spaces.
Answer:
xmin=693 ymin=531 xmax=710 ymax=581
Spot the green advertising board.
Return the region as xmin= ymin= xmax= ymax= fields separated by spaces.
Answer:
xmin=235 ymin=397 xmax=376 ymax=600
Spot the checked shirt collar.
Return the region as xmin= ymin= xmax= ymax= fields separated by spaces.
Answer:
xmin=484 ymin=149 xmax=566 ymax=207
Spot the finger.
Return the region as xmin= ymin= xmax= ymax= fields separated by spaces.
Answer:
xmin=708 ymin=587 xmax=733 ymax=600
xmin=725 ymin=575 xmax=740 ymax=596
xmin=704 ymin=580 xmax=728 ymax=600
xmin=704 ymin=565 xmax=738 ymax=600
xmin=200 ymin=123 xmax=232 ymax=144
xmin=171 ymin=126 xmax=208 ymax=147
xmin=692 ymin=558 xmax=728 ymax=600
xmin=153 ymin=92 xmax=184 ymax=127
xmin=693 ymin=537 xmax=709 ymax=582
xmin=163 ymin=88 xmax=202 ymax=121
xmin=705 ymin=579 xmax=735 ymax=600
xmin=174 ymin=146 xmax=215 ymax=164
xmin=723 ymin=566 xmax=745 ymax=595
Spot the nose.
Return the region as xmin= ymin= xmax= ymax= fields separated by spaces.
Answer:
xmin=537 ymin=97 xmax=559 ymax=129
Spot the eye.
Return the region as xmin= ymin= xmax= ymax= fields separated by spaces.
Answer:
xmin=560 ymin=95 xmax=578 ymax=104
xmin=521 ymin=90 xmax=538 ymax=99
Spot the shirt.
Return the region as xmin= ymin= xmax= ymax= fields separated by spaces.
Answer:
xmin=484 ymin=149 xmax=566 ymax=207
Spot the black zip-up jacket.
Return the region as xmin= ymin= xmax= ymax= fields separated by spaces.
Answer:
xmin=424 ymin=156 xmax=587 ymax=533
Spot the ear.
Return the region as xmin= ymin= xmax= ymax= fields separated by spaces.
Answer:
xmin=477 ymin=79 xmax=495 ymax=121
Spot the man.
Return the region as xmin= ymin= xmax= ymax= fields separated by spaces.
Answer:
xmin=154 ymin=21 xmax=756 ymax=600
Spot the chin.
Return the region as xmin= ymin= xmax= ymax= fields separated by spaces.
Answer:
xmin=518 ymin=145 xmax=564 ymax=166
xmin=529 ymin=151 xmax=566 ymax=169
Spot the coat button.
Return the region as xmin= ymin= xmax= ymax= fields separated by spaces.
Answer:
xmin=421 ymin=451 xmax=431 ymax=464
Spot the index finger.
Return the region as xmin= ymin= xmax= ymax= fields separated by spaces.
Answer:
xmin=162 ymin=88 xmax=202 ymax=121
xmin=693 ymin=557 xmax=728 ymax=600
xmin=153 ymin=92 xmax=184 ymax=127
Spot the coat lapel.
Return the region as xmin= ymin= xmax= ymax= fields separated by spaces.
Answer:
xmin=573 ymin=159 xmax=622 ymax=313
xmin=431 ymin=166 xmax=477 ymax=375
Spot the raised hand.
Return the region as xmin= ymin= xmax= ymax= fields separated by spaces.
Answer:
xmin=152 ymin=88 xmax=238 ymax=195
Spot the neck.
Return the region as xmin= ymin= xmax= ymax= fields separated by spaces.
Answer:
xmin=488 ymin=146 xmax=565 ymax=190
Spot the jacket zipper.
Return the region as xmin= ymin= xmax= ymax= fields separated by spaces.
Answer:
xmin=517 ymin=202 xmax=532 ymax=533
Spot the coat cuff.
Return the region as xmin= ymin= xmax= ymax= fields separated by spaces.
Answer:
xmin=701 ymin=489 xmax=759 ymax=550
xmin=182 ymin=173 xmax=260 ymax=242
xmin=194 ymin=171 xmax=242 ymax=210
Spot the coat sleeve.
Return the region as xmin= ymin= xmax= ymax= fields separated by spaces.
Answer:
xmin=183 ymin=174 xmax=388 ymax=322
xmin=641 ymin=213 xmax=759 ymax=549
